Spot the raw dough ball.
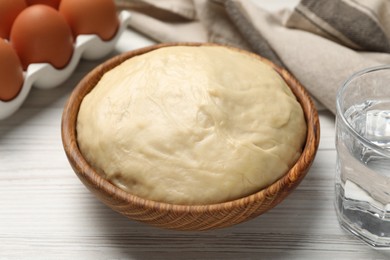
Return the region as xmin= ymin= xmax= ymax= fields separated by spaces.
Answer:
xmin=77 ymin=46 xmax=307 ymax=205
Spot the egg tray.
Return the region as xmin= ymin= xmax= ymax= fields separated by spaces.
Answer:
xmin=0 ymin=10 xmax=131 ymax=120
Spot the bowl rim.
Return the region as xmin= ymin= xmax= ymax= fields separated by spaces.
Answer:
xmin=61 ymin=42 xmax=320 ymax=214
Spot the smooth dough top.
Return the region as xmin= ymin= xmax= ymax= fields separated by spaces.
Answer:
xmin=77 ymin=46 xmax=307 ymax=205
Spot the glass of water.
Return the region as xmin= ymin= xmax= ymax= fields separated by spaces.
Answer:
xmin=335 ymin=65 xmax=390 ymax=248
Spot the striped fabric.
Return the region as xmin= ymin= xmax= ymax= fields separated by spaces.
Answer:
xmin=116 ymin=0 xmax=390 ymax=113
xmin=286 ymin=0 xmax=390 ymax=52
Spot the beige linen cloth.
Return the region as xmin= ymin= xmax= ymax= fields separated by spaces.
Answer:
xmin=115 ymin=0 xmax=390 ymax=114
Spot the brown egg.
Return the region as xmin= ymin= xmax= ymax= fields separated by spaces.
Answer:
xmin=0 ymin=38 xmax=24 ymax=101
xmin=10 ymin=5 xmax=74 ymax=70
xmin=0 ymin=0 xmax=27 ymax=39
xmin=59 ymin=0 xmax=119 ymax=41
xmin=26 ymin=0 xmax=61 ymax=9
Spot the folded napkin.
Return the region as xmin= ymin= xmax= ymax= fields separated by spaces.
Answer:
xmin=115 ymin=0 xmax=390 ymax=114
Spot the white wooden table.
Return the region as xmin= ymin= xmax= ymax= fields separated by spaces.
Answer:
xmin=2 ymin=2 xmax=390 ymax=259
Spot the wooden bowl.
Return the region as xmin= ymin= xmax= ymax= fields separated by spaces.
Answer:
xmin=61 ymin=42 xmax=320 ymax=231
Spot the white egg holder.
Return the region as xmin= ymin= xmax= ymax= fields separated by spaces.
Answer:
xmin=0 ymin=10 xmax=132 ymax=120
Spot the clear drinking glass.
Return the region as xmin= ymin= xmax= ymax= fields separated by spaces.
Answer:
xmin=335 ymin=65 xmax=390 ymax=248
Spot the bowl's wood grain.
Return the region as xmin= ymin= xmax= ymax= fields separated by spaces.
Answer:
xmin=61 ymin=42 xmax=320 ymax=231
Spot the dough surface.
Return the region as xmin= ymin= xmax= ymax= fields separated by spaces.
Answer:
xmin=77 ymin=46 xmax=307 ymax=205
